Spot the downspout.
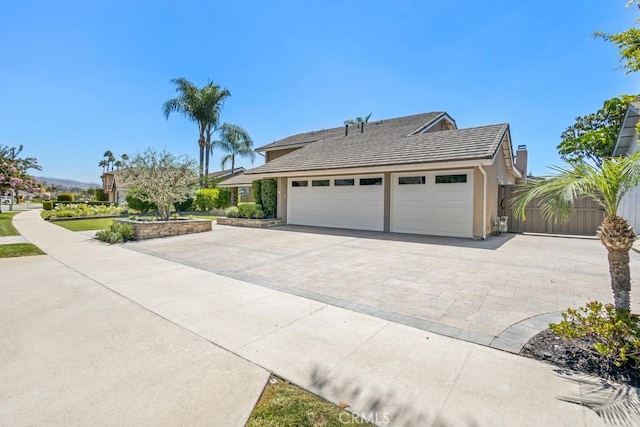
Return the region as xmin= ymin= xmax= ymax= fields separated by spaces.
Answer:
xmin=478 ymin=164 xmax=487 ymax=240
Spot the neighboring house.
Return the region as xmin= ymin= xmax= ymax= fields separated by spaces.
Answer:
xmin=613 ymin=101 xmax=640 ymax=231
xmin=233 ymin=111 xmax=526 ymax=239
xmin=217 ymin=171 xmax=256 ymax=203
xmin=208 ymin=167 xmax=254 ymax=203
xmin=207 ymin=167 xmax=246 ymax=181
xmin=101 ymin=169 xmax=128 ymax=204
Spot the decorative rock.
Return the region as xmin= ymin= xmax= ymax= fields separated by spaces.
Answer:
xmin=216 ymin=217 xmax=282 ymax=228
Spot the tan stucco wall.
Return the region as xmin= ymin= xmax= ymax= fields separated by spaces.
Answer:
xmin=265 ymin=147 xmax=301 ymax=162
xmin=474 ymin=140 xmax=520 ymax=238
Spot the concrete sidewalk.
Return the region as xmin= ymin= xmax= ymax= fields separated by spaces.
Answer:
xmin=10 ymin=210 xmax=636 ymax=426
xmin=0 ymin=254 xmax=269 ymax=426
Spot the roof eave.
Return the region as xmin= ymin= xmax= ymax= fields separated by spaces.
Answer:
xmin=244 ymin=158 xmax=492 ymax=179
xmin=613 ymin=103 xmax=640 ymax=157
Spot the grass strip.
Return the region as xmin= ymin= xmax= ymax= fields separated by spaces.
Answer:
xmin=0 ymin=211 xmax=20 ymax=237
xmin=0 ymin=243 xmax=45 ymax=258
xmin=247 ymin=375 xmax=375 ymax=427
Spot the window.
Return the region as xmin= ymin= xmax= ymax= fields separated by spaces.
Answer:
xmin=435 ymin=174 xmax=467 ymax=184
xmin=334 ymin=179 xmax=355 ymax=186
xmin=312 ymin=179 xmax=330 ymax=187
xmin=398 ymin=176 xmax=426 ymax=185
xmin=360 ymin=177 xmax=382 ymax=186
xmin=292 ymin=180 xmax=308 ymax=187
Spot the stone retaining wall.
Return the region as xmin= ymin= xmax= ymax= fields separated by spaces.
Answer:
xmin=117 ymin=219 xmax=212 ymax=240
xmin=216 ymin=217 xmax=282 ymax=228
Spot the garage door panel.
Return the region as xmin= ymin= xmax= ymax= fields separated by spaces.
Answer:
xmin=288 ymin=176 xmax=383 ymax=231
xmin=433 ymin=189 xmax=469 ymax=202
xmin=391 ymin=170 xmax=473 ymax=238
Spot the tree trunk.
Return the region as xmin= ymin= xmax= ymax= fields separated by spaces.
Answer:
xmin=607 ymin=248 xmax=631 ymax=311
xmin=198 ymin=144 xmax=205 ymax=188
xmin=230 ymin=157 xmax=238 ymax=206
xmin=205 ymin=142 xmax=210 ymax=187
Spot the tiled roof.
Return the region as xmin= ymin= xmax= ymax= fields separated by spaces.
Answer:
xmin=246 ymin=123 xmax=509 ymax=175
xmin=217 ymin=172 xmax=258 ymax=187
xmin=207 ymin=167 xmax=246 ymax=178
xmin=255 ymin=112 xmax=447 ymax=152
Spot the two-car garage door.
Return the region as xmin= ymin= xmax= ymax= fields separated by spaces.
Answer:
xmin=288 ymin=175 xmax=384 ymax=231
xmin=287 ymin=170 xmax=474 ymax=238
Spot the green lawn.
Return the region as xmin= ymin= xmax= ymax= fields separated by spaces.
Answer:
xmin=192 ymin=215 xmax=217 ymax=220
xmin=247 ymin=376 xmax=374 ymax=427
xmin=0 ymin=243 xmax=45 ymax=258
xmin=53 ymin=218 xmax=114 ymax=232
xmin=0 ymin=211 xmax=20 ymax=237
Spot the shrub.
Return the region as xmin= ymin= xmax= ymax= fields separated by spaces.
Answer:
xmin=94 ymin=188 xmax=108 ymax=201
xmin=214 ymin=187 xmax=231 ymax=209
xmin=195 ymin=188 xmax=218 ymax=211
xmin=42 ymin=201 xmax=53 ymax=210
xmin=551 ymin=301 xmax=640 ymax=369
xmin=225 ymin=206 xmax=240 ymax=218
xmin=237 ymin=202 xmax=265 ymax=219
xmin=174 ymin=198 xmax=194 ymax=211
xmin=57 ymin=193 xmax=74 ymax=202
xmin=126 ymin=195 xmax=157 ymax=213
xmin=252 ymin=179 xmax=263 ymax=207
xmin=95 ymin=221 xmax=135 ymax=244
xmin=45 ymin=203 xmax=125 ymax=219
xmin=261 ymin=178 xmax=277 ymax=218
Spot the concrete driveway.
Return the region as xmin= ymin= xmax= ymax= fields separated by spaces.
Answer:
xmin=128 ymin=224 xmax=640 ymax=347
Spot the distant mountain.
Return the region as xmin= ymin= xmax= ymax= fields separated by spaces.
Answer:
xmin=35 ymin=176 xmax=101 ymax=190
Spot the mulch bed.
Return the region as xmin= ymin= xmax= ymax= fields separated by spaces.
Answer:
xmin=520 ymin=328 xmax=640 ymax=388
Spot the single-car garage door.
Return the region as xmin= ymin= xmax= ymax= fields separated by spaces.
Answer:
xmin=288 ymin=175 xmax=384 ymax=231
xmin=391 ymin=170 xmax=474 ymax=238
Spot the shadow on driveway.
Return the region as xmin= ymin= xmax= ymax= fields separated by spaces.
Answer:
xmin=261 ymin=224 xmax=515 ymax=251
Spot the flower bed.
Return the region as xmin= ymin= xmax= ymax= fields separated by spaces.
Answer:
xmin=42 ymin=203 xmax=125 ymax=220
xmin=116 ymin=218 xmax=212 ymax=240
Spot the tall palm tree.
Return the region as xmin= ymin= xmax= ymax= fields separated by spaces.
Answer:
xmin=98 ymin=159 xmax=108 ymax=174
xmin=512 ymin=152 xmax=640 ymax=312
xmin=214 ymin=123 xmax=254 ymax=205
xmin=103 ymin=150 xmax=115 ymax=171
xmin=162 ymin=78 xmax=230 ymax=186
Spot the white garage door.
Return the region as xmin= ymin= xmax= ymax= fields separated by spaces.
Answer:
xmin=391 ymin=170 xmax=474 ymax=238
xmin=288 ymin=175 xmax=384 ymax=231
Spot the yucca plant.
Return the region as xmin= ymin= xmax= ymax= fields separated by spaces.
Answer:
xmin=512 ymin=152 xmax=640 ymax=312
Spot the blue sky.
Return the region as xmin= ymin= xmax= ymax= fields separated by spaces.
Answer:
xmin=1 ymin=1 xmax=638 ymax=184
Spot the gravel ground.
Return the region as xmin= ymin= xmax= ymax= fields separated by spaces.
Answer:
xmin=520 ymin=328 xmax=640 ymax=388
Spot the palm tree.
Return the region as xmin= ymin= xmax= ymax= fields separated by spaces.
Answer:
xmin=162 ymin=78 xmax=230 ymax=186
xmin=344 ymin=113 xmax=373 ymax=128
xmin=512 ymin=152 xmax=640 ymax=312
xmin=214 ymin=123 xmax=254 ymax=205
xmin=98 ymin=159 xmax=108 ymax=174
xmin=103 ymin=150 xmax=116 ymax=171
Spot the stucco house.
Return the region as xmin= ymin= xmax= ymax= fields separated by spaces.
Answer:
xmin=613 ymin=101 xmax=640 ymax=231
xmin=102 ymin=169 xmax=128 ymax=204
xmin=223 ymin=111 xmax=527 ymax=239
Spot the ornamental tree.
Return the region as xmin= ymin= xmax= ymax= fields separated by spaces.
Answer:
xmin=121 ymin=148 xmax=198 ymax=220
xmin=595 ymin=1 xmax=640 ymax=74
xmin=557 ymin=95 xmax=637 ymax=167
xmin=0 ymin=144 xmax=41 ymax=212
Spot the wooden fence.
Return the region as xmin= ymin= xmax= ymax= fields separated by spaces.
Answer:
xmin=499 ymin=185 xmax=605 ymax=236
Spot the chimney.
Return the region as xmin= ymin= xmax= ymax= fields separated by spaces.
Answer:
xmin=515 ymin=145 xmax=528 ymax=182
xmin=345 ymin=124 xmax=348 ymax=136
